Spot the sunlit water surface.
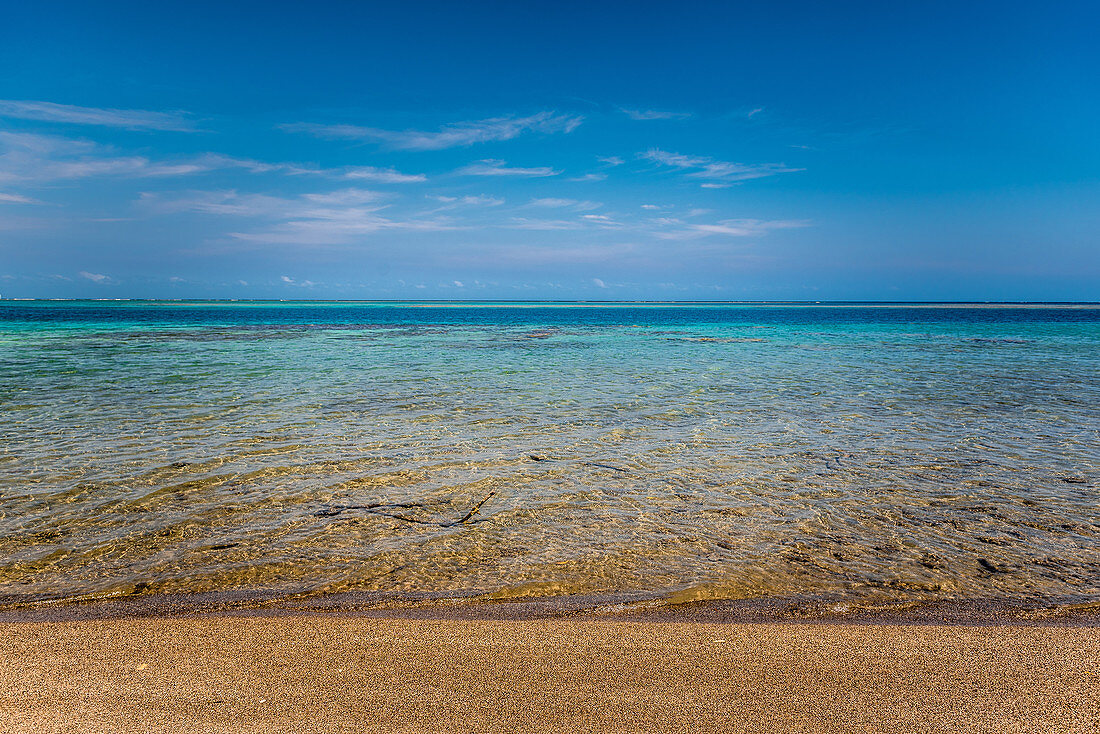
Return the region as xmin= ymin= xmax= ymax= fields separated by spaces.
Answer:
xmin=1 ymin=302 xmax=1097 ymax=611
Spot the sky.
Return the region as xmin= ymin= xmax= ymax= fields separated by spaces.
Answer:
xmin=0 ymin=0 xmax=1097 ymax=300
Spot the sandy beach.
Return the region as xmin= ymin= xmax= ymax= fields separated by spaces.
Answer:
xmin=2 ymin=615 xmax=1098 ymax=733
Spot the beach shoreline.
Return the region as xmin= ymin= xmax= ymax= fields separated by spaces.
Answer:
xmin=2 ymin=589 xmax=1100 ymax=629
xmin=3 ymin=613 xmax=1098 ymax=733
xmin=2 ymin=590 xmax=1099 ymax=626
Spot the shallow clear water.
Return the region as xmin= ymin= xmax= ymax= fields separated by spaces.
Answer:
xmin=1 ymin=301 xmax=1097 ymax=609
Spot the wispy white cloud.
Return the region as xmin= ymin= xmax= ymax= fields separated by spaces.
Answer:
xmin=652 ymin=218 xmax=809 ymax=240
xmin=0 ymin=100 xmax=195 ymax=131
xmin=140 ymin=190 xmax=298 ymax=217
xmin=592 ymin=278 xmax=607 ymax=288
xmin=282 ymin=111 xmax=583 ymax=151
xmin=180 ymin=156 xmax=429 ymax=183
xmin=78 ymin=270 xmax=113 ymax=283
xmin=141 ymin=187 xmax=388 ymax=219
xmin=280 ymin=275 xmax=318 ymax=287
xmin=300 ymin=188 xmax=385 ymax=206
xmin=507 ymin=218 xmax=584 ymax=230
xmin=420 ymin=193 xmax=505 ymax=216
xmin=528 ymin=197 xmax=600 ymax=210
xmin=233 ymin=212 xmax=454 ymax=245
xmin=507 ymin=212 xmax=621 ymax=231
xmin=142 ymin=187 xmax=455 ymax=246
xmin=429 ymin=194 xmax=504 ymax=207
xmin=0 ymin=192 xmax=41 ymax=204
xmin=0 ymin=132 xmax=212 ymax=183
xmin=580 ymin=213 xmax=621 ymax=227
xmin=456 ymin=159 xmax=559 ymax=177
xmin=343 ymin=166 xmax=427 ymax=183
xmin=641 ymin=148 xmax=802 ymax=185
xmin=145 ymin=155 xmax=428 ymax=182
xmin=565 ymin=156 xmax=622 ymax=182
xmin=621 ymin=109 xmax=691 ymax=121
xmin=0 ymin=133 xmax=429 ymax=185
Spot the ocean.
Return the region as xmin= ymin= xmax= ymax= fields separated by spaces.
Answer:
xmin=1 ymin=301 xmax=1097 ymax=616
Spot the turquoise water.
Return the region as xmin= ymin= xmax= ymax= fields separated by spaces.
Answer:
xmin=1 ymin=301 xmax=1098 ymax=610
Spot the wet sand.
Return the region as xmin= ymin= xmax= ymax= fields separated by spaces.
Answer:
xmin=2 ymin=615 xmax=1098 ymax=733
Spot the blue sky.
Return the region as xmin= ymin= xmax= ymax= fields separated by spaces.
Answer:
xmin=0 ymin=1 xmax=1097 ymax=300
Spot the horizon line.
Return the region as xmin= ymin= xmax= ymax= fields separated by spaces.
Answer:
xmin=3 ymin=298 xmax=1099 ymax=307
